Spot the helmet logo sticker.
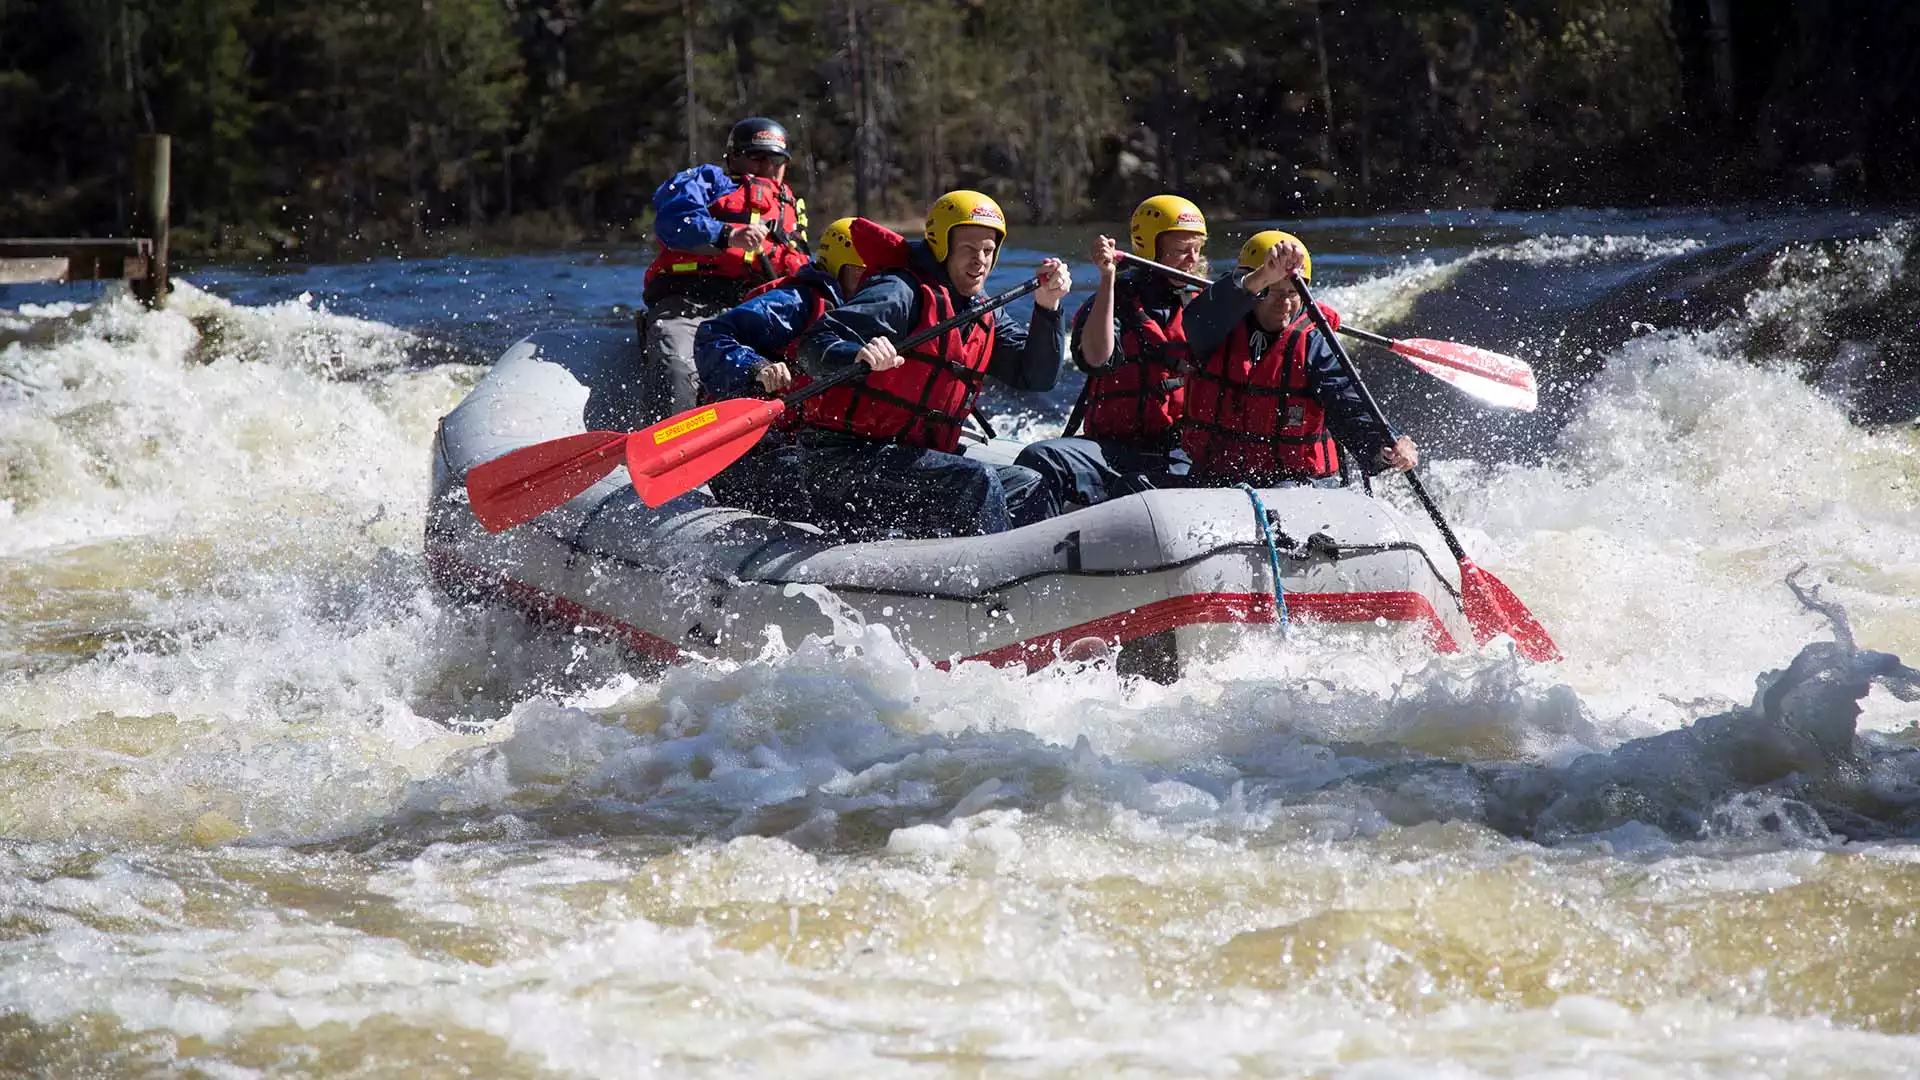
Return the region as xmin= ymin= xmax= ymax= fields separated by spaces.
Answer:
xmin=968 ymin=205 xmax=1004 ymax=223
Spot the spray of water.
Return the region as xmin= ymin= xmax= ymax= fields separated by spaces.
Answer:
xmin=2 ymin=225 xmax=1918 ymax=1073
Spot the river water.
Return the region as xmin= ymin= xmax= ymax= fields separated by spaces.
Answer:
xmin=2 ymin=208 xmax=1919 ymax=1077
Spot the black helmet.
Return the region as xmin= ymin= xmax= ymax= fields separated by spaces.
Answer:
xmin=726 ymin=117 xmax=791 ymax=160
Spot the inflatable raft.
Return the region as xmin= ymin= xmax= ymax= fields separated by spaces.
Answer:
xmin=425 ymin=328 xmax=1473 ymax=679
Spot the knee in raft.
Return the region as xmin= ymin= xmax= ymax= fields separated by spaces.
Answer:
xmin=998 ymin=463 xmax=1045 ymax=500
xmin=1012 ymin=441 xmax=1064 ymax=474
xmin=1000 ymin=464 xmax=1056 ymax=529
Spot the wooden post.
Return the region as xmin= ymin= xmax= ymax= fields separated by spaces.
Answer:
xmin=133 ymin=134 xmax=170 ymax=308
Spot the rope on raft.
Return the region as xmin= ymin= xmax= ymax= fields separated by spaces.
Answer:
xmin=1238 ymin=483 xmax=1289 ymax=635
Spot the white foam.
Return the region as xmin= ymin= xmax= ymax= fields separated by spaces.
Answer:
xmin=1 ymin=228 xmax=1918 ymax=1074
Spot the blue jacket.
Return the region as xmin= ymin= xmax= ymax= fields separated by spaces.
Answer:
xmin=694 ymin=265 xmax=846 ymax=396
xmin=798 ymin=241 xmax=1066 ymax=394
xmin=1070 ymin=266 xmax=1186 ymax=373
xmin=651 ymin=164 xmax=740 ymax=251
xmin=1182 ymin=271 xmax=1400 ymax=470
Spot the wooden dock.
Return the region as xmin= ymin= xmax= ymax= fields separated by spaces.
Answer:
xmin=0 ymin=135 xmax=171 ymax=307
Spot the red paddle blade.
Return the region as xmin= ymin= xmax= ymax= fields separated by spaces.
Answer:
xmin=1458 ymin=558 xmax=1563 ymax=662
xmin=625 ymin=396 xmax=788 ymax=507
xmin=849 ymin=218 xmax=909 ymax=270
xmin=1390 ymin=338 xmax=1539 ymax=412
xmin=465 ymin=430 xmax=631 ymax=533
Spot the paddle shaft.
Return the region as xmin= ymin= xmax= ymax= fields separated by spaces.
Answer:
xmin=1062 ymin=252 xmax=1206 ymax=437
xmin=1115 ymin=251 xmax=1209 ymax=288
xmin=1062 ymin=380 xmax=1091 ymax=437
xmin=1335 ymin=325 xmax=1395 ymax=349
xmin=1119 ymin=252 xmax=1506 ymax=557
xmin=468 ymin=256 xmax=1037 ymax=528
xmin=777 ymin=276 xmax=1043 ymax=411
xmin=1288 ymin=272 xmax=1472 ymax=565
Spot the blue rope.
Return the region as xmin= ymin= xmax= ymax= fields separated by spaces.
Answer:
xmin=1237 ymin=483 xmax=1289 ymax=634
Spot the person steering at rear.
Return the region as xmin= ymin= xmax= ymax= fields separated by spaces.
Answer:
xmin=640 ymin=116 xmax=811 ymax=419
xmin=689 ymin=217 xmax=870 ymax=518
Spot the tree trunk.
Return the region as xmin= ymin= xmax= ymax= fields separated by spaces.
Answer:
xmin=729 ymin=16 xmax=755 ymax=109
xmin=469 ymin=151 xmax=482 ymax=229
xmin=1036 ymin=101 xmax=1054 ymax=223
xmin=407 ymin=122 xmax=424 ymax=245
xmin=682 ymin=0 xmax=698 ymax=167
xmin=502 ymin=141 xmax=513 ymax=221
xmin=1707 ymin=0 xmax=1734 ymax=118
xmin=851 ymin=0 xmax=885 ymax=217
xmin=1311 ymin=0 xmax=1337 ymax=175
xmin=847 ymin=0 xmax=870 ymax=216
xmin=1358 ymin=87 xmax=1372 ymax=197
xmin=863 ymin=10 xmax=888 ymax=210
xmin=1168 ymin=31 xmax=1188 ymax=190
xmin=795 ymin=111 xmax=819 ymax=202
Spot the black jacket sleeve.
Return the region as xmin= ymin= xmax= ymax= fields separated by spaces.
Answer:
xmin=1305 ymin=332 xmax=1401 ymax=472
xmin=1179 ymin=271 xmax=1258 ymax=363
xmin=796 ymin=272 xmax=916 ymax=379
xmin=1066 ymin=296 xmax=1116 ymax=374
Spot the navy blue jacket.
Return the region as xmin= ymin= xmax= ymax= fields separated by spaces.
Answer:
xmin=798 ymin=241 xmax=1066 ymax=394
xmin=1182 ymin=271 xmax=1400 ymax=470
xmin=694 ymin=265 xmax=845 ymax=396
xmin=1069 ymin=266 xmax=1186 ymax=373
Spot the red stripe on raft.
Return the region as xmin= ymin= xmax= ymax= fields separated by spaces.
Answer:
xmin=425 ymin=545 xmax=1456 ymax=672
xmin=425 ymin=546 xmax=684 ymax=663
xmin=962 ymin=589 xmax=1458 ymax=670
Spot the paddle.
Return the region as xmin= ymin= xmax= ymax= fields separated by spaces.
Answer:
xmin=466 ymin=430 xmax=635 ymax=534
xmin=1116 ymin=252 xmax=1538 ymax=412
xmin=624 ymin=274 xmax=1042 ymax=507
xmin=1289 ymin=270 xmax=1562 ymax=662
xmin=1061 ymin=381 xmax=1092 ymax=438
xmin=625 ymin=269 xmax=1044 ymax=503
xmin=466 ymin=275 xmax=1043 ymax=530
xmin=1059 ymin=254 xmax=1206 ymax=438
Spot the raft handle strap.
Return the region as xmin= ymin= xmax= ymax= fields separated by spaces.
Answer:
xmin=1238 ymin=484 xmax=1289 ymax=634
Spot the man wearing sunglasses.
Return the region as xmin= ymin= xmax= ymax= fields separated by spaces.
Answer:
xmin=641 ymin=117 xmax=812 ymax=419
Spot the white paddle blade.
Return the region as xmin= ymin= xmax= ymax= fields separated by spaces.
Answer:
xmin=1393 ymin=338 xmax=1539 ymax=412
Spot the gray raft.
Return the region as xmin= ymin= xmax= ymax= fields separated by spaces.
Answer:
xmin=426 ymin=328 xmax=1472 ymax=678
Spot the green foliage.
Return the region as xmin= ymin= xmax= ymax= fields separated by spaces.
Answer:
xmin=0 ymin=0 xmax=1904 ymax=257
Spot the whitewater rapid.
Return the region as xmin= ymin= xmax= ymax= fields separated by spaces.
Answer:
xmin=2 ymin=218 xmax=1918 ymax=1076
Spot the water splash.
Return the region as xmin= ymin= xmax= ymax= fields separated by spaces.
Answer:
xmin=4 ymin=220 xmax=1920 ymax=1073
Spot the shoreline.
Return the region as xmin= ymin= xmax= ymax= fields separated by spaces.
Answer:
xmin=158 ymin=197 xmax=1920 ymax=268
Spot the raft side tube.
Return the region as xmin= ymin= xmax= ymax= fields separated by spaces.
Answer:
xmin=426 ymin=328 xmax=1473 ymax=678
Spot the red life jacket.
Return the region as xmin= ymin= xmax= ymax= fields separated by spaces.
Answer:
xmin=1081 ymin=279 xmax=1188 ymax=443
xmin=1181 ymin=303 xmax=1344 ymax=481
xmin=644 ymin=174 xmax=808 ymax=301
xmin=800 ymin=267 xmax=995 ymax=453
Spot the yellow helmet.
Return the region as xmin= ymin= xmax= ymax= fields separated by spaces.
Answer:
xmin=815 ymin=217 xmax=865 ymax=276
xmin=925 ymin=190 xmax=1006 ymax=262
xmin=1130 ymin=195 xmax=1208 ymax=259
xmin=1238 ymin=230 xmax=1312 ymax=281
